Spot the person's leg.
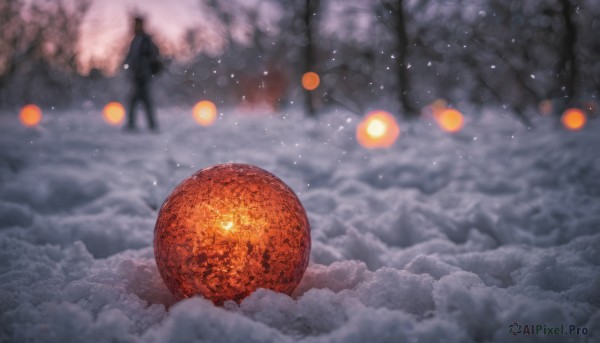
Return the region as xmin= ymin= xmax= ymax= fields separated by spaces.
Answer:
xmin=127 ymin=79 xmax=141 ymax=129
xmin=140 ymin=80 xmax=157 ymax=130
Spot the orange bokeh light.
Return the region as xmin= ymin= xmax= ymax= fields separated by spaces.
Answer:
xmin=154 ymin=163 xmax=311 ymax=304
xmin=583 ymin=100 xmax=598 ymax=115
xmin=193 ymin=100 xmax=218 ymax=126
xmin=561 ymin=108 xmax=586 ymax=131
xmin=436 ymin=108 xmax=464 ymax=133
xmin=538 ymin=100 xmax=553 ymax=116
xmin=301 ymin=72 xmax=320 ymax=91
xmin=19 ymin=104 xmax=42 ymax=127
xmin=430 ymin=98 xmax=448 ymax=117
xmin=103 ymin=102 xmax=125 ymax=125
xmin=356 ymin=110 xmax=400 ymax=148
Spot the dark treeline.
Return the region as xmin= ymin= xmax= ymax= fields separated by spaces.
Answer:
xmin=0 ymin=0 xmax=91 ymax=108
xmin=1 ymin=0 xmax=598 ymax=119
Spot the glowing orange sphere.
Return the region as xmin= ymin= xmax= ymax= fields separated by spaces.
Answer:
xmin=561 ymin=108 xmax=586 ymax=131
xmin=154 ymin=163 xmax=311 ymax=304
xmin=193 ymin=100 xmax=218 ymax=126
xmin=103 ymin=102 xmax=125 ymax=125
xmin=301 ymin=72 xmax=320 ymax=91
xmin=356 ymin=110 xmax=400 ymax=148
xmin=436 ymin=108 xmax=464 ymax=133
xmin=19 ymin=104 xmax=42 ymax=127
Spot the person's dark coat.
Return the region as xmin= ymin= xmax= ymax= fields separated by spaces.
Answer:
xmin=124 ymin=33 xmax=158 ymax=80
xmin=124 ymin=32 xmax=159 ymax=130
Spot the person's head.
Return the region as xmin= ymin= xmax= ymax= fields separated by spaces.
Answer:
xmin=134 ymin=16 xmax=145 ymax=33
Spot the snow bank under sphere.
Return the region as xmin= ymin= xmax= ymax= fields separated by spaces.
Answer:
xmin=1 ymin=106 xmax=599 ymax=342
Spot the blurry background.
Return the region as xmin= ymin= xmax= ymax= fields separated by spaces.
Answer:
xmin=0 ymin=0 xmax=599 ymax=120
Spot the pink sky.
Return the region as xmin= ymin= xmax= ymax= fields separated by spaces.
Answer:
xmin=78 ymin=0 xmax=205 ymax=74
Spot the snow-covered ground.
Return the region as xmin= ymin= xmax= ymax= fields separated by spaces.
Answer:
xmin=1 ymin=106 xmax=599 ymax=342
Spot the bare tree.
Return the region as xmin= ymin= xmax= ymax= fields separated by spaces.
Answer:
xmin=556 ymin=0 xmax=578 ymax=109
xmin=0 ymin=0 xmax=90 ymax=107
xmin=381 ymin=0 xmax=416 ymax=117
xmin=302 ymin=0 xmax=320 ymax=116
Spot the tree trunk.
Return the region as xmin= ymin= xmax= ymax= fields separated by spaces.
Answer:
xmin=303 ymin=0 xmax=319 ymax=116
xmin=393 ymin=0 xmax=415 ymax=117
xmin=557 ymin=0 xmax=577 ymax=110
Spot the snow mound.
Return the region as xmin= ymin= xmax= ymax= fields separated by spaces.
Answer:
xmin=1 ymin=107 xmax=599 ymax=342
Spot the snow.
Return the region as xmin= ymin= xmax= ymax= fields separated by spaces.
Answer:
xmin=1 ymin=106 xmax=599 ymax=342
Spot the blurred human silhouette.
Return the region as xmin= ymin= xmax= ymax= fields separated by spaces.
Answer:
xmin=124 ymin=16 xmax=160 ymax=131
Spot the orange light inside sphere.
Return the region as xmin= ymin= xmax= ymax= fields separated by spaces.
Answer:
xmin=193 ymin=100 xmax=218 ymax=126
xmin=103 ymin=102 xmax=125 ymax=125
xmin=301 ymin=72 xmax=320 ymax=91
xmin=154 ymin=163 xmax=311 ymax=304
xmin=19 ymin=104 xmax=42 ymax=127
xmin=561 ymin=108 xmax=586 ymax=131
xmin=436 ymin=108 xmax=464 ymax=133
xmin=356 ymin=110 xmax=400 ymax=148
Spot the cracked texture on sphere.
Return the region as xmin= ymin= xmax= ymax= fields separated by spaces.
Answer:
xmin=154 ymin=163 xmax=311 ymax=304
